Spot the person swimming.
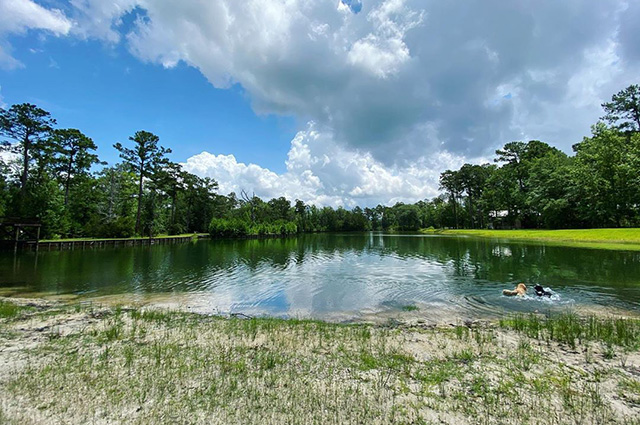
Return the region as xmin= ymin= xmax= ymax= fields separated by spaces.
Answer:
xmin=534 ymin=284 xmax=552 ymax=297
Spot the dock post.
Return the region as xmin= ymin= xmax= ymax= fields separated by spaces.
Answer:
xmin=35 ymin=227 xmax=40 ymax=253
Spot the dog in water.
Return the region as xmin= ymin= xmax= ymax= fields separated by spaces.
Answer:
xmin=503 ymin=283 xmax=527 ymax=297
xmin=534 ymin=284 xmax=552 ymax=297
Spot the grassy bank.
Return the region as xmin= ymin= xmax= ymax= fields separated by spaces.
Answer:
xmin=0 ymin=299 xmax=639 ymax=424
xmin=39 ymin=233 xmax=208 ymax=243
xmin=421 ymin=228 xmax=640 ymax=251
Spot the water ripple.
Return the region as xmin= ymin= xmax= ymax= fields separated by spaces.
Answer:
xmin=1 ymin=234 xmax=640 ymax=319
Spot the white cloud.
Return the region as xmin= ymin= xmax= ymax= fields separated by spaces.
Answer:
xmin=0 ymin=44 xmax=24 ymax=70
xmin=0 ymin=85 xmax=6 ymax=108
xmin=3 ymin=0 xmax=640 ymax=205
xmin=0 ymin=0 xmax=72 ymax=69
xmin=62 ymin=0 xmax=640 ymax=162
xmin=182 ymin=123 xmax=467 ymax=207
xmin=347 ymin=0 xmax=422 ymax=78
xmin=348 ymin=34 xmax=410 ymax=78
xmin=68 ymin=0 xmax=138 ymax=43
xmin=0 ymin=0 xmax=71 ymax=34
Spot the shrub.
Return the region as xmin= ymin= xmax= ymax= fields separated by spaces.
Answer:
xmin=209 ymin=218 xmax=297 ymax=238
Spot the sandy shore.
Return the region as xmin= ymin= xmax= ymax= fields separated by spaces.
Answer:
xmin=1 ymin=297 xmax=639 ymax=424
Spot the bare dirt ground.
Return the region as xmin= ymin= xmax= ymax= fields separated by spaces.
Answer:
xmin=1 ymin=297 xmax=639 ymax=424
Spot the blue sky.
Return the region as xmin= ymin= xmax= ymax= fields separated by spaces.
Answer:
xmin=0 ymin=31 xmax=296 ymax=173
xmin=1 ymin=0 xmax=639 ymax=207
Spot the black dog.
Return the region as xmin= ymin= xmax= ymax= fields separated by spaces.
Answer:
xmin=534 ymin=284 xmax=552 ymax=297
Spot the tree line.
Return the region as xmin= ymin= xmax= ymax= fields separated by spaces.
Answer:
xmin=1 ymin=84 xmax=639 ymax=239
xmin=436 ymin=84 xmax=640 ymax=229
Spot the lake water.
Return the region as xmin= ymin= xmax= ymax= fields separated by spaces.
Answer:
xmin=1 ymin=233 xmax=639 ymax=322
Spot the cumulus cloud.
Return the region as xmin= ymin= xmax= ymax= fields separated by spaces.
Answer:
xmin=618 ymin=1 xmax=640 ymax=64
xmin=61 ymin=0 xmax=640 ymax=161
xmin=3 ymin=0 xmax=640 ymax=205
xmin=182 ymin=123 xmax=467 ymax=207
xmin=339 ymin=0 xmax=363 ymax=15
xmin=0 ymin=0 xmax=72 ymax=69
xmin=68 ymin=0 xmax=138 ymax=43
xmin=347 ymin=1 xmax=422 ymax=79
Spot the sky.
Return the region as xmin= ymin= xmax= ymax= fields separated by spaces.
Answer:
xmin=1 ymin=0 xmax=639 ymax=208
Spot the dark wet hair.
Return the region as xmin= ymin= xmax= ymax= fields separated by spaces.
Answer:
xmin=534 ymin=284 xmax=550 ymax=296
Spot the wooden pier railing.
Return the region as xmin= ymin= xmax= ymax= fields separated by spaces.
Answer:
xmin=9 ymin=234 xmax=210 ymax=251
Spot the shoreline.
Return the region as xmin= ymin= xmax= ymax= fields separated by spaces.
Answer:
xmin=1 ymin=232 xmax=302 ymax=252
xmin=1 ymin=297 xmax=639 ymax=424
xmin=0 ymin=233 xmax=208 ymax=252
xmin=3 ymin=291 xmax=640 ymax=326
xmin=6 ymin=229 xmax=640 ymax=252
xmin=421 ymin=228 xmax=640 ymax=251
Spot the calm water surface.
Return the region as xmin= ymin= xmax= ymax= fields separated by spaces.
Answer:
xmin=1 ymin=233 xmax=639 ymax=321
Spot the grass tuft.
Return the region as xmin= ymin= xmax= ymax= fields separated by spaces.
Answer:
xmin=499 ymin=312 xmax=640 ymax=349
xmin=401 ymin=305 xmax=419 ymax=312
xmin=0 ymin=300 xmax=33 ymax=319
xmin=1 ymin=305 xmax=639 ymax=424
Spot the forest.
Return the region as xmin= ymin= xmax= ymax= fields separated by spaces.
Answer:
xmin=1 ymin=84 xmax=639 ymax=239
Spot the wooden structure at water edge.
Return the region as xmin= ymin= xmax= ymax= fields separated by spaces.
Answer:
xmin=1 ymin=231 xmax=209 ymax=252
xmin=0 ymin=217 xmax=42 ymax=252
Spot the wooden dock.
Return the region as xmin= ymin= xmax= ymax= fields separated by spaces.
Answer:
xmin=0 ymin=217 xmax=42 ymax=253
xmin=14 ymin=234 xmax=210 ymax=251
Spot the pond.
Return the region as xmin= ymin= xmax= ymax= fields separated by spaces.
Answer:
xmin=1 ymin=233 xmax=639 ymax=321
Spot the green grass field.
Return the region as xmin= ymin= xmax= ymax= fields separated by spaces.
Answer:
xmin=421 ymin=228 xmax=640 ymax=251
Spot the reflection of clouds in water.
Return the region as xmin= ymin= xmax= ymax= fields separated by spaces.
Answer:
xmin=139 ymin=239 xmax=638 ymax=320
xmin=224 ymin=248 xmax=467 ymax=317
xmin=170 ymin=247 xmax=460 ymax=318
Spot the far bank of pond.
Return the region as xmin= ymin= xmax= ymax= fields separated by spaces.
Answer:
xmin=424 ymin=228 xmax=640 ymax=251
xmin=20 ymin=228 xmax=640 ymax=252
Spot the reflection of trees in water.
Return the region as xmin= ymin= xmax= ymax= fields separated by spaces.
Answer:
xmin=381 ymin=236 xmax=640 ymax=288
xmin=459 ymin=240 xmax=640 ymax=288
xmin=0 ymin=248 xmax=139 ymax=294
xmin=208 ymin=238 xmax=299 ymax=271
xmin=296 ymin=234 xmax=640 ymax=292
xmin=2 ymin=234 xmax=639 ymax=300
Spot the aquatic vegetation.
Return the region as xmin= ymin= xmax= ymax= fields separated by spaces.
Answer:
xmin=400 ymin=304 xmax=419 ymax=312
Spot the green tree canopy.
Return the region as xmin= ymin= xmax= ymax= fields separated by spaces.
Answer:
xmin=51 ymin=128 xmax=101 ymax=206
xmin=114 ymin=130 xmax=171 ymax=235
xmin=601 ymin=84 xmax=640 ymax=132
xmin=0 ymin=103 xmax=56 ymax=201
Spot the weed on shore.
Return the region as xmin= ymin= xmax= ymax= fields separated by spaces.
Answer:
xmin=499 ymin=312 xmax=640 ymax=350
xmin=0 ymin=304 xmax=639 ymax=424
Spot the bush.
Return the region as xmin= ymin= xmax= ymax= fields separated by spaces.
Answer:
xmin=209 ymin=218 xmax=297 ymax=238
xmin=86 ymin=216 xmax=135 ymax=238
